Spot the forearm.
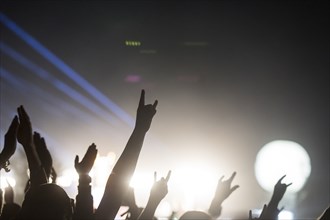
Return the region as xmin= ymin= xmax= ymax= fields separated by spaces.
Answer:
xmin=95 ymin=128 xmax=147 ymax=219
xmin=267 ymin=195 xmax=280 ymax=210
xmin=23 ymin=144 xmax=47 ymax=186
xmin=138 ymin=200 xmax=160 ymax=220
xmin=112 ymin=127 xmax=146 ymax=177
xmin=208 ymin=197 xmax=223 ymax=218
xmin=74 ymin=174 xmax=94 ymax=220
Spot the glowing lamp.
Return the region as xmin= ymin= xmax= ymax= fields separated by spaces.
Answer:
xmin=255 ymin=140 xmax=311 ymax=193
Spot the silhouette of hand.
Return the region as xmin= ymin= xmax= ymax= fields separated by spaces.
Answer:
xmin=17 ymin=106 xmax=33 ymax=147
xmin=149 ymin=171 xmax=171 ymax=203
xmin=34 ymin=132 xmax=53 ymax=176
xmin=209 ymin=172 xmax=239 ymax=217
xmin=214 ymin=172 xmax=239 ymax=202
xmin=75 ymin=143 xmax=98 ymax=175
xmin=4 ymin=180 xmax=14 ymax=204
xmin=272 ymin=175 xmax=292 ymax=202
xmin=0 ymin=116 xmax=19 ymax=171
xmin=135 ymin=90 xmax=158 ymax=132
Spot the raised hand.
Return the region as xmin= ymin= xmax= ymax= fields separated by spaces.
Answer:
xmin=0 ymin=116 xmax=19 ymax=172
xmin=209 ymin=172 xmax=239 ymax=218
xmin=34 ymin=132 xmax=53 ymax=178
xmin=17 ymin=105 xmax=33 ymax=147
xmin=75 ymin=143 xmax=98 ymax=175
xmin=95 ymin=90 xmax=158 ymax=220
xmin=149 ymin=171 xmax=171 ymax=203
xmin=16 ymin=105 xmax=47 ymax=186
xmin=214 ymin=172 xmax=239 ymax=202
xmin=272 ymin=175 xmax=292 ymax=202
xmin=258 ymin=175 xmax=291 ymax=220
xmin=137 ymin=171 xmax=171 ymax=220
xmin=135 ymin=90 xmax=158 ymax=132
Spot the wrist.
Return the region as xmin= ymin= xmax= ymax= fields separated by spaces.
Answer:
xmin=212 ymin=196 xmax=225 ymax=205
xmin=79 ymin=174 xmax=92 ymax=185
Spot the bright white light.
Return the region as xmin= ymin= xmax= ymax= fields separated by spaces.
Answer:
xmin=57 ymin=176 xmax=72 ymax=187
xmin=279 ymin=210 xmax=294 ymax=220
xmin=155 ymin=201 xmax=172 ymax=218
xmin=129 ymin=172 xmax=158 ymax=206
xmin=129 ymin=172 xmax=154 ymax=189
xmin=92 ymin=186 xmax=104 ymax=208
xmin=253 ymin=209 xmax=294 ymax=220
xmin=89 ymin=152 xmax=117 ymax=207
xmin=0 ymin=177 xmax=16 ymax=189
xmin=255 ymin=140 xmax=311 ymax=193
xmin=56 ymin=169 xmax=78 ymax=187
xmin=170 ymin=163 xmax=218 ymax=211
xmin=129 ymin=165 xmax=218 ymax=213
xmin=90 ymin=153 xmax=116 ymax=187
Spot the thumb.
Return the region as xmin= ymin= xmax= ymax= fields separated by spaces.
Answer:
xmin=230 ymin=185 xmax=240 ymax=193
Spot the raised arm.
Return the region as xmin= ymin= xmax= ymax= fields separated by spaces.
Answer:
xmin=73 ymin=143 xmax=97 ymax=220
xmin=17 ymin=106 xmax=47 ymax=187
xmin=249 ymin=175 xmax=291 ymax=220
xmin=0 ymin=116 xmax=19 ymax=172
xmin=138 ymin=171 xmax=171 ymax=220
xmin=95 ymin=90 xmax=157 ymax=220
xmin=34 ymin=132 xmax=53 ymax=181
xmin=266 ymin=175 xmax=291 ymax=218
xmin=208 ymin=172 xmax=239 ymax=218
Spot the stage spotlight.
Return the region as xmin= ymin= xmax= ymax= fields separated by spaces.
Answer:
xmin=171 ymin=163 xmax=218 ymax=211
xmin=255 ymin=140 xmax=311 ymax=193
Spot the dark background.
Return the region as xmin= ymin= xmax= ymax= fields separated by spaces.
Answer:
xmin=1 ymin=1 xmax=329 ymax=219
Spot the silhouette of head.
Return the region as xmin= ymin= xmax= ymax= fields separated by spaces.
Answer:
xmin=18 ymin=183 xmax=72 ymax=220
xmin=179 ymin=211 xmax=212 ymax=220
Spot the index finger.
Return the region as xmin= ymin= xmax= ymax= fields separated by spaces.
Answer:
xmin=277 ymin=175 xmax=286 ymax=184
xmin=165 ymin=170 xmax=171 ymax=182
xmin=18 ymin=106 xmax=31 ymax=125
xmin=7 ymin=116 xmax=18 ymax=133
xmin=139 ymin=90 xmax=145 ymax=107
xmin=154 ymin=171 xmax=157 ymax=183
xmin=153 ymin=100 xmax=158 ymax=109
xmin=19 ymin=105 xmax=30 ymax=121
xmin=229 ymin=171 xmax=237 ymax=182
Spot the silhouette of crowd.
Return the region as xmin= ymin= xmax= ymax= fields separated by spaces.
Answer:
xmin=0 ymin=90 xmax=329 ymax=220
